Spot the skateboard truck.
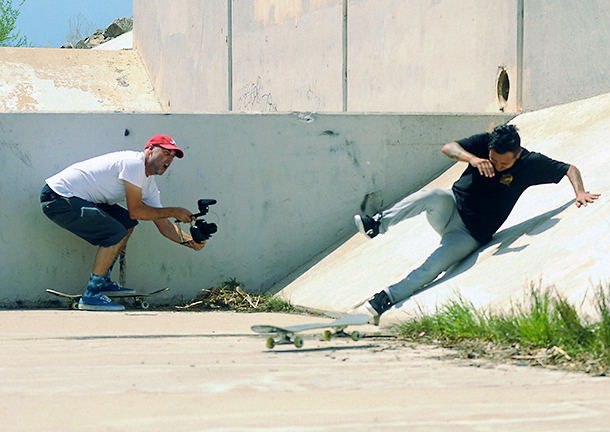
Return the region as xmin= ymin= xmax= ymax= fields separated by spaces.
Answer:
xmin=175 ymin=199 xmax=218 ymax=244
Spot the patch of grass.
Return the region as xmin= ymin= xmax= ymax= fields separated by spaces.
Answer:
xmin=175 ymin=278 xmax=301 ymax=314
xmin=396 ymin=283 xmax=610 ymax=375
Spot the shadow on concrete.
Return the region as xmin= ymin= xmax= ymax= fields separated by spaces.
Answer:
xmin=393 ymin=200 xmax=575 ymax=308
xmin=59 ymin=333 xmax=257 ymax=340
xmin=265 ymin=343 xmax=382 ymax=354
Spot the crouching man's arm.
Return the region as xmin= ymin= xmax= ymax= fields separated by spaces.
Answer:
xmin=125 ymin=181 xmax=205 ymax=250
xmin=125 ymin=181 xmax=193 ymax=222
xmin=154 ymin=218 xmax=206 ymax=250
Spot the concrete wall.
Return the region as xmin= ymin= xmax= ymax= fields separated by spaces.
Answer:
xmin=133 ymin=0 xmax=230 ymax=111
xmin=0 ymin=112 xmax=511 ymax=306
xmin=133 ymin=0 xmax=610 ymax=114
xmin=347 ymin=0 xmax=519 ymax=113
xmin=231 ymin=0 xmax=344 ymax=112
xmin=522 ymin=0 xmax=610 ymax=110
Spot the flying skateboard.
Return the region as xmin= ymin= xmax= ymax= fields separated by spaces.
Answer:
xmin=251 ymin=313 xmax=371 ymax=349
xmin=46 ymin=287 xmax=169 ymax=310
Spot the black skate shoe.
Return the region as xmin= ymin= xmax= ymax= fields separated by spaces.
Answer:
xmin=354 ymin=214 xmax=381 ymax=239
xmin=359 ymin=291 xmax=393 ymax=325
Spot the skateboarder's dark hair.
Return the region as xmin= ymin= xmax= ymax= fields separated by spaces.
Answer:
xmin=489 ymin=124 xmax=520 ymax=155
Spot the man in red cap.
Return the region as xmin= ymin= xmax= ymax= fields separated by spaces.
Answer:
xmin=41 ymin=134 xmax=205 ymax=311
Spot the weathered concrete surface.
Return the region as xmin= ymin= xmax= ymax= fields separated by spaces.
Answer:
xmin=278 ymin=92 xmax=610 ymax=323
xmin=2 ymin=310 xmax=609 ymax=431
xmin=133 ymin=0 xmax=230 ymax=112
xmin=0 ymin=48 xmax=161 ymax=111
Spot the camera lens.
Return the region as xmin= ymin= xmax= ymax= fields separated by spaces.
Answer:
xmin=190 ymin=220 xmax=218 ymax=243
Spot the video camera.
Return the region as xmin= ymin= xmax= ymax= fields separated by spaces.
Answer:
xmin=176 ymin=199 xmax=218 ymax=244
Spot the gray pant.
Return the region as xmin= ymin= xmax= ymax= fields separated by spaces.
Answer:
xmin=379 ymin=188 xmax=480 ymax=304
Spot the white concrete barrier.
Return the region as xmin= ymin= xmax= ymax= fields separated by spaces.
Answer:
xmin=0 ymin=112 xmax=511 ymax=306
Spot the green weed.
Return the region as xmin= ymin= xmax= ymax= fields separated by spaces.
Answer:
xmin=396 ymin=283 xmax=610 ymax=375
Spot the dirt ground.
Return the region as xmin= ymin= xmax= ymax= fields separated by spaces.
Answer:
xmin=2 ymin=309 xmax=610 ymax=431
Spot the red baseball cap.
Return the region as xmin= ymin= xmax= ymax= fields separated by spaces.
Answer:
xmin=145 ymin=134 xmax=184 ymax=158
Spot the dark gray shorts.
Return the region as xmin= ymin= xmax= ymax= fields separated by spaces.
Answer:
xmin=41 ymin=184 xmax=138 ymax=247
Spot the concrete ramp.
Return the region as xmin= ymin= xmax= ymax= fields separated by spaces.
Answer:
xmin=278 ymin=93 xmax=610 ymax=324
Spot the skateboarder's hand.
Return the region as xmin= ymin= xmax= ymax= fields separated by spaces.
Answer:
xmin=567 ymin=165 xmax=600 ymax=208
xmin=575 ymin=191 xmax=600 ymax=208
xmin=470 ymin=157 xmax=495 ymax=178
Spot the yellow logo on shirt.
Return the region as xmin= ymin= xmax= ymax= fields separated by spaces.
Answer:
xmin=499 ymin=174 xmax=513 ymax=186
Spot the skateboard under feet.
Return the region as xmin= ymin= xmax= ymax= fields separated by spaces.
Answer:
xmin=46 ymin=287 xmax=170 ymax=310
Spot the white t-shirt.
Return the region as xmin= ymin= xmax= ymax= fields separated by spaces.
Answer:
xmin=45 ymin=151 xmax=162 ymax=208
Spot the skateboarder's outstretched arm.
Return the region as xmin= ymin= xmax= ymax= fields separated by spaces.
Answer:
xmin=565 ymin=165 xmax=600 ymax=208
xmin=443 ymin=141 xmax=600 ymax=207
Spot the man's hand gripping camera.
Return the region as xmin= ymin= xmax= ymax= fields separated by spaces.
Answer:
xmin=176 ymin=199 xmax=218 ymax=244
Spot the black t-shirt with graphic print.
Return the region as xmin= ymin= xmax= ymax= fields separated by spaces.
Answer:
xmin=451 ymin=133 xmax=570 ymax=244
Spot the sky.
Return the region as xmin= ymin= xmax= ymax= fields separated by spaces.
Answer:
xmin=15 ymin=0 xmax=133 ymax=48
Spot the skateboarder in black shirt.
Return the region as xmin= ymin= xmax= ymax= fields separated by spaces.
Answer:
xmin=354 ymin=124 xmax=600 ymax=323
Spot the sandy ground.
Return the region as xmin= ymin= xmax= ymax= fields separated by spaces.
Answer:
xmin=1 ymin=310 xmax=609 ymax=431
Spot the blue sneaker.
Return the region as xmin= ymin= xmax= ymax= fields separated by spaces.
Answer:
xmin=78 ymin=293 xmax=125 ymax=311
xmin=99 ymin=278 xmax=136 ymax=296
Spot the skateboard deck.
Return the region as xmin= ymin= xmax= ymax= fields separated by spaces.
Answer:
xmin=46 ymin=287 xmax=169 ymax=310
xmin=251 ymin=313 xmax=370 ymax=349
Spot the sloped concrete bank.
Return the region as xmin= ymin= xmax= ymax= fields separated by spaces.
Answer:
xmin=278 ymin=93 xmax=610 ymax=323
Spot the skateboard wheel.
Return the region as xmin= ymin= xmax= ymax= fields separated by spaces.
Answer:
xmin=70 ymin=301 xmax=79 ymax=310
xmin=323 ymin=330 xmax=332 ymax=341
xmin=350 ymin=331 xmax=361 ymax=341
xmin=140 ymin=301 xmax=150 ymax=310
xmin=293 ymin=336 xmax=304 ymax=348
xmin=266 ymin=337 xmax=275 ymax=349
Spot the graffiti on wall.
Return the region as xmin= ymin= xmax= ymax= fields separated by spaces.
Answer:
xmin=236 ymin=76 xmax=278 ymax=112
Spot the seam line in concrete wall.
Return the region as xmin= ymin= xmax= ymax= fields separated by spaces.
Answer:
xmin=228 ymin=0 xmax=234 ymax=111
xmin=516 ymin=0 xmax=524 ymax=112
xmin=342 ymin=0 xmax=348 ymax=112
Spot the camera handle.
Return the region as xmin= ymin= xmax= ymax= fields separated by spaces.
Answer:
xmin=174 ymin=219 xmax=195 ymax=244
